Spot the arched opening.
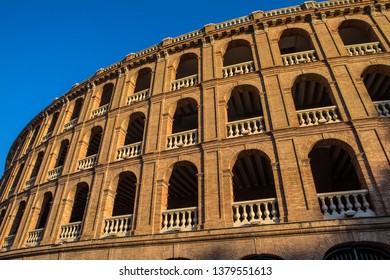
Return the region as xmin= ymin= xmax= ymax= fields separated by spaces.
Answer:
xmin=9 ymin=162 xmax=25 ymax=196
xmin=134 ymin=68 xmax=152 ymax=93
xmin=223 ymin=40 xmax=254 ymax=77
xmin=171 ymin=53 xmax=198 ymax=91
xmin=69 ymin=183 xmax=89 ymax=223
xmin=124 ymin=113 xmax=145 ymax=146
xmin=162 ymin=161 xmax=198 ymax=232
xmin=56 ymin=140 xmax=70 ymax=168
xmin=362 ymin=65 xmax=390 ymax=117
xmin=242 ymin=254 xmax=283 ymax=260
xmin=26 ymin=125 xmax=41 ymax=151
xmin=309 ymin=140 xmax=376 ymax=219
xmin=36 ymin=192 xmax=53 ymax=229
xmin=227 ymin=86 xmax=265 ymax=137
xmin=99 ymin=83 xmax=114 ymax=107
xmin=338 ymin=20 xmax=382 ymax=56
xmin=232 ymin=150 xmax=279 ymax=226
xmin=0 ymin=209 xmax=6 ymax=228
xmin=86 ymin=126 xmax=103 ymax=157
xmin=9 ymin=201 xmax=26 ymax=236
xmin=71 ymin=98 xmax=84 ymax=121
xmin=46 ymin=112 xmax=59 ymax=137
xmin=28 ymin=151 xmax=44 ymax=188
xmin=324 ymin=243 xmax=390 ymax=260
xmin=278 ymin=28 xmax=316 ymax=65
xmin=292 ymin=74 xmax=340 ymax=126
xmin=167 ymin=98 xmax=198 ymax=149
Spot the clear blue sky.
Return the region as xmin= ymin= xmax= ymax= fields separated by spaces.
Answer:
xmin=0 ymin=0 xmax=307 ymax=176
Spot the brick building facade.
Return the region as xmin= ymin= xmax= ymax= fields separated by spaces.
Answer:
xmin=0 ymin=0 xmax=389 ymax=260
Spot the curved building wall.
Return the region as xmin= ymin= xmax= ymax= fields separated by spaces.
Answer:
xmin=0 ymin=0 xmax=389 ymax=260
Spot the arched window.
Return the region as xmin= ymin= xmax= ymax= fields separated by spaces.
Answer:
xmin=69 ymin=183 xmax=89 ymax=223
xmin=231 ymin=150 xmax=279 ymax=226
xmin=26 ymin=125 xmax=41 ymax=152
xmin=9 ymin=201 xmax=26 ymax=237
xmin=30 ymin=152 xmax=44 ymax=180
xmin=100 ymin=83 xmax=114 ymax=107
xmin=324 ymin=244 xmax=390 ymax=260
xmin=9 ymin=162 xmax=25 ymax=196
xmin=278 ymin=28 xmax=317 ymax=65
xmin=167 ymin=98 xmax=198 ymax=149
xmin=309 ymin=140 xmax=376 ymax=219
xmin=172 ymin=54 xmax=198 ymax=91
xmin=56 ymin=140 xmax=70 ymax=168
xmin=36 ymin=192 xmax=53 ymax=229
xmin=124 ymin=113 xmax=145 ymax=146
xmin=46 ymin=112 xmax=59 ymax=135
xmin=292 ymin=74 xmax=340 ymax=126
xmin=226 ymin=85 xmax=265 ymax=138
xmin=223 ymin=40 xmax=254 ymax=77
xmin=362 ymin=65 xmax=390 ymax=117
xmin=71 ymin=98 xmax=84 ymax=121
xmin=86 ymin=127 xmax=103 ymax=157
xmin=338 ymin=20 xmax=382 ymax=56
xmin=134 ymin=68 xmax=152 ymax=93
xmin=161 ymin=161 xmax=198 ymax=232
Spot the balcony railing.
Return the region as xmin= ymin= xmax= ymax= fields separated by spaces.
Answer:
xmin=91 ymin=104 xmax=109 ymax=119
xmin=346 ymin=42 xmax=381 ymax=56
xmin=117 ymin=142 xmax=142 ymax=160
xmin=26 ymin=228 xmax=44 ymax=247
xmin=318 ymin=189 xmax=376 ymax=219
xmin=281 ymin=50 xmax=317 ymax=66
xmin=41 ymin=131 xmax=53 ymax=143
xmin=171 ymin=74 xmax=198 ymax=91
xmin=2 ymin=235 xmax=15 ymax=251
xmin=223 ymin=61 xmax=254 ymax=78
xmin=103 ymin=214 xmax=133 ymax=237
xmin=78 ymin=154 xmax=97 ymax=170
xmin=227 ymin=116 xmax=265 ymax=138
xmin=127 ymin=89 xmax=150 ymax=105
xmin=232 ymin=198 xmax=279 ymax=227
xmin=25 ymin=177 xmax=37 ymax=190
xmin=297 ymin=105 xmax=340 ymax=127
xmin=60 ymin=222 xmax=82 ymax=242
xmin=167 ymin=129 xmax=198 ymax=149
xmin=48 ymin=166 xmax=63 ymax=181
xmin=161 ymin=207 xmax=198 ymax=232
xmin=373 ymin=100 xmax=390 ymax=117
xmin=64 ymin=118 xmax=78 ymax=131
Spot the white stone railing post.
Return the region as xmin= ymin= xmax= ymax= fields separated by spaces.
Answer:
xmin=161 ymin=207 xmax=198 ymax=232
xmin=25 ymin=177 xmax=37 ymax=190
xmin=171 ymin=74 xmax=198 ymax=91
xmin=103 ymin=214 xmax=133 ymax=237
xmin=26 ymin=228 xmax=44 ymax=247
xmin=297 ymin=105 xmax=340 ymax=127
xmin=2 ymin=235 xmax=16 ymax=251
xmin=232 ymin=198 xmax=279 ymax=227
xmin=78 ymin=154 xmax=97 ymax=170
xmin=373 ymin=100 xmax=390 ymax=117
xmin=167 ymin=129 xmax=198 ymax=149
xmin=346 ymin=42 xmax=381 ymax=56
xmin=60 ymin=222 xmax=82 ymax=242
xmin=281 ymin=50 xmax=317 ymax=66
xmin=48 ymin=166 xmax=63 ymax=181
xmin=91 ymin=104 xmax=109 ymax=119
xmin=222 ymin=61 xmax=254 ymax=78
xmin=64 ymin=118 xmax=78 ymax=131
xmin=117 ymin=142 xmax=142 ymax=160
xmin=127 ymin=89 xmax=150 ymax=105
xmin=318 ymin=189 xmax=376 ymax=219
xmin=226 ymin=116 xmax=265 ymax=138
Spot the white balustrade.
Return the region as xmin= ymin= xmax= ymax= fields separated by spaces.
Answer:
xmin=173 ymin=30 xmax=202 ymax=42
xmin=282 ymin=50 xmax=317 ymax=66
xmin=161 ymin=207 xmax=198 ymax=232
xmin=216 ymin=15 xmax=252 ymax=29
xmin=26 ymin=228 xmax=44 ymax=246
xmin=313 ymin=0 xmax=358 ymax=8
xmin=227 ymin=116 xmax=265 ymax=138
xmin=223 ymin=61 xmax=254 ymax=78
xmin=134 ymin=45 xmax=159 ymax=58
xmin=346 ymin=42 xmax=381 ymax=56
xmin=297 ymin=105 xmax=340 ymax=127
xmin=232 ymin=198 xmax=279 ymax=227
xmin=167 ymin=129 xmax=198 ymax=149
xmin=373 ymin=100 xmax=390 ymax=117
xmin=127 ymin=89 xmax=150 ymax=105
xmin=2 ymin=235 xmax=15 ymax=251
xmin=103 ymin=214 xmax=133 ymax=237
xmin=60 ymin=222 xmax=82 ymax=241
xmin=264 ymin=6 xmax=302 ymax=17
xmin=117 ymin=142 xmax=142 ymax=160
xmin=48 ymin=166 xmax=63 ymax=181
xmin=64 ymin=118 xmax=78 ymax=131
xmin=91 ymin=104 xmax=109 ymax=118
xmin=318 ymin=189 xmax=376 ymax=219
xmin=171 ymin=74 xmax=198 ymax=91
xmin=78 ymin=154 xmax=97 ymax=170
xmin=25 ymin=177 xmax=36 ymax=190
xmin=41 ymin=131 xmax=53 ymax=143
